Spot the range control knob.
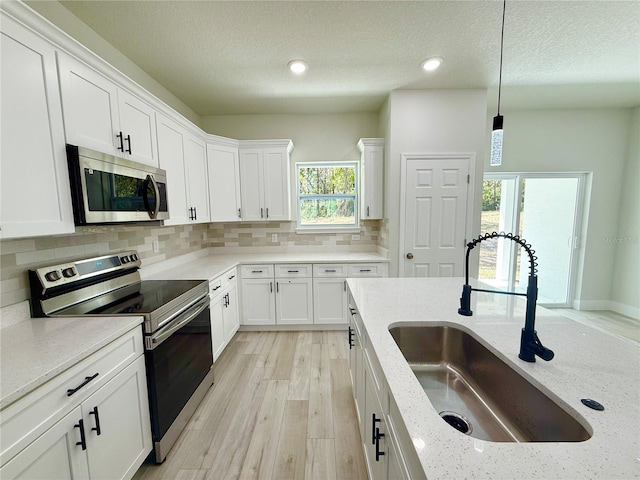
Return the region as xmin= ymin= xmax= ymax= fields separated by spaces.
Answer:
xmin=44 ymin=271 xmax=61 ymax=282
xmin=121 ymin=256 xmax=130 ymax=264
xmin=130 ymin=254 xmax=139 ymax=261
xmin=62 ymin=267 xmax=76 ymax=278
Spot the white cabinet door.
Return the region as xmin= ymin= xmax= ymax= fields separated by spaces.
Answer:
xmin=239 ymin=143 xmax=292 ymax=222
xmin=239 ymin=148 xmax=264 ymax=221
xmin=81 ymin=356 xmax=151 ymax=480
xmin=241 ymin=278 xmax=276 ymax=325
xmin=210 ymin=291 xmax=225 ymax=361
xmin=58 ymin=53 xmax=159 ymax=168
xmin=0 ymin=15 xmax=75 ymax=239
xmin=313 ymin=278 xmax=347 ymax=324
xmin=117 ymin=89 xmax=158 ymax=167
xmin=358 ymin=138 xmax=384 ymax=220
xmin=0 ymin=407 xmax=90 ymax=480
xmin=156 ymin=114 xmax=189 ymax=225
xmin=184 ymin=134 xmax=210 ymax=223
xmin=58 ymin=53 xmax=120 ymax=157
xmin=207 ymin=143 xmax=242 ymax=222
xmin=223 ymin=282 xmax=240 ymax=343
xmin=275 ymin=278 xmax=313 ymax=325
xmin=262 ymin=147 xmax=291 ymax=221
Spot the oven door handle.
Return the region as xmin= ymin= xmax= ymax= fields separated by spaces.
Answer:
xmin=147 ymin=297 xmax=209 ymax=350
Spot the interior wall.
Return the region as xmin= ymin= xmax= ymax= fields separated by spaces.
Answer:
xmin=485 ymin=107 xmax=633 ymax=313
xmin=386 ymin=89 xmax=488 ymax=276
xmin=611 ymin=106 xmax=640 ymax=318
xmin=24 ymin=0 xmax=202 ymax=126
xmin=201 ymin=112 xmax=380 ymax=162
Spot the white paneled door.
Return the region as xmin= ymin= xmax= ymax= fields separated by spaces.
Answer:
xmin=401 ymin=155 xmax=471 ymax=277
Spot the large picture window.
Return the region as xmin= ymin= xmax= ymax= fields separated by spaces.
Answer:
xmin=297 ymin=162 xmax=358 ymax=230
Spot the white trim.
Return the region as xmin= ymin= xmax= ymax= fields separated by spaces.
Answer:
xmin=610 ymin=302 xmax=640 ymax=320
xmin=571 ymin=299 xmax=611 ymax=311
xmin=398 ymin=153 xmax=476 ymax=277
xmin=295 ymin=227 xmax=361 ymax=235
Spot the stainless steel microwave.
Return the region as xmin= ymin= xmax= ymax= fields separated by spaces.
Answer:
xmin=67 ymin=144 xmax=169 ymax=225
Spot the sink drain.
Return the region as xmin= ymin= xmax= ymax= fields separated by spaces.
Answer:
xmin=439 ymin=411 xmax=473 ymax=435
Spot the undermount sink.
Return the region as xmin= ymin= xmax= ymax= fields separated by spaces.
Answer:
xmin=389 ymin=325 xmax=592 ymax=442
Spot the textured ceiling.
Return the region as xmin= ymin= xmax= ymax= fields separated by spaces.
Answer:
xmin=53 ymin=0 xmax=639 ymax=115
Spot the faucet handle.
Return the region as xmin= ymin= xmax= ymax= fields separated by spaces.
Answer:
xmin=458 ymin=284 xmax=473 ymax=316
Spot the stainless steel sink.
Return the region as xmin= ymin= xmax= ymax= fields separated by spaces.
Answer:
xmin=389 ymin=325 xmax=592 ymax=442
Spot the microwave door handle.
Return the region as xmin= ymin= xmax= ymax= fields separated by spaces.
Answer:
xmin=145 ymin=174 xmax=160 ymax=219
xmin=148 ymin=297 xmax=209 ymax=349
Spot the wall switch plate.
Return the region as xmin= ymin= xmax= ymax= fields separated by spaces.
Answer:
xmin=272 ymin=234 xmax=278 ymax=243
xmin=351 ymin=234 xmax=360 ymax=241
xmin=152 ymin=240 xmax=159 ymax=253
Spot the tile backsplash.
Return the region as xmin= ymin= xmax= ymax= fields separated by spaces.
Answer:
xmin=0 ymin=220 xmax=381 ymax=308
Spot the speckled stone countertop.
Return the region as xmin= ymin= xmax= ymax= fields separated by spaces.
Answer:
xmin=142 ymin=251 xmax=388 ymax=281
xmin=347 ymin=277 xmax=640 ymax=480
xmin=0 ymin=315 xmax=143 ymax=409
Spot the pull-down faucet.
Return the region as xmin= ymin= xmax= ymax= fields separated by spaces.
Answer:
xmin=458 ymin=232 xmax=554 ymax=363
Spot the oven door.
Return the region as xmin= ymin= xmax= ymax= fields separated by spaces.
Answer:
xmin=67 ymin=144 xmax=169 ymax=224
xmin=144 ymin=295 xmax=213 ymax=443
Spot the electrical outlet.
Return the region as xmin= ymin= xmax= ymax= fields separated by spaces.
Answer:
xmin=351 ymin=234 xmax=360 ymax=241
xmin=152 ymin=240 xmax=159 ymax=253
xmin=202 ymin=231 xmax=207 ymax=242
xmin=272 ymin=234 xmax=278 ymax=243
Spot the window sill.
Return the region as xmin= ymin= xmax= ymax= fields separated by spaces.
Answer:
xmin=295 ymin=226 xmax=361 ymax=235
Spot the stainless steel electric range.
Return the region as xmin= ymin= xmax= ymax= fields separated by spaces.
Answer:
xmin=29 ymin=251 xmax=214 ymax=463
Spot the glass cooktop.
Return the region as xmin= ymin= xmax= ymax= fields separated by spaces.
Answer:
xmin=57 ymin=279 xmax=207 ymax=317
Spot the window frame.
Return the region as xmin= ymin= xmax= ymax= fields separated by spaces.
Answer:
xmin=295 ymin=161 xmax=360 ymax=233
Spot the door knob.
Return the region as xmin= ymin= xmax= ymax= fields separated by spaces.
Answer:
xmin=406 ymin=253 xmax=414 ymax=259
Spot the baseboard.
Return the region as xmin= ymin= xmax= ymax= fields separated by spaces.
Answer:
xmin=610 ymin=301 xmax=640 ymax=320
xmin=572 ymin=299 xmax=611 ymax=311
xmin=572 ymin=299 xmax=640 ymax=320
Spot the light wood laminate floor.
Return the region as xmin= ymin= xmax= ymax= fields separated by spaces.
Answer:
xmin=133 ymin=331 xmax=367 ymax=480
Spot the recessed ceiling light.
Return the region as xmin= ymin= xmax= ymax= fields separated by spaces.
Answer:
xmin=288 ymin=60 xmax=308 ymax=74
xmin=421 ymin=57 xmax=443 ymax=72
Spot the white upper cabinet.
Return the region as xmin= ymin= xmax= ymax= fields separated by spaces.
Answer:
xmin=0 ymin=13 xmax=75 ymax=239
xmin=357 ymin=138 xmax=384 ymax=220
xmin=184 ymin=133 xmax=210 ymax=223
xmin=238 ymin=140 xmax=293 ymax=222
xmin=207 ymin=141 xmax=242 ymax=222
xmin=58 ymin=53 xmax=159 ymax=167
xmin=156 ymin=113 xmax=209 ymax=225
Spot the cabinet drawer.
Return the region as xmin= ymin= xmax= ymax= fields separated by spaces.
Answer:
xmin=240 ymin=264 xmax=274 ymax=278
xmin=347 ymin=263 xmax=387 ymax=277
xmin=208 ymin=277 xmax=223 ymax=298
xmin=275 ymin=264 xmax=312 ymax=278
xmin=0 ymin=327 xmax=143 ymax=466
xmin=221 ymin=267 xmax=238 ymax=287
xmin=313 ymin=264 xmax=348 ymax=277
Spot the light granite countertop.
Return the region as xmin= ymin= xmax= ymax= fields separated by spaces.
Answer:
xmin=142 ymin=251 xmax=389 ymax=282
xmin=347 ymin=277 xmax=640 ymax=480
xmin=0 ymin=315 xmax=143 ymax=409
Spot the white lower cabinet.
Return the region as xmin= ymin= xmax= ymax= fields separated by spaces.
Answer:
xmin=210 ymin=268 xmax=240 ymax=359
xmin=242 ymin=262 xmax=387 ymax=326
xmin=1 ymin=354 xmax=151 ymax=480
xmin=0 ymin=406 xmax=90 ymax=480
xmin=348 ymin=293 xmax=418 ymax=480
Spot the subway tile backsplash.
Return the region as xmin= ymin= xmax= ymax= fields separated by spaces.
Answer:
xmin=0 ymin=220 xmax=381 ymax=308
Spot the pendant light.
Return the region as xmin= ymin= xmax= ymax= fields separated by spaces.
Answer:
xmin=490 ymin=0 xmax=506 ymax=167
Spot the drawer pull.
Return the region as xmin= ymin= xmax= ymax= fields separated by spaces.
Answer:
xmin=287 ymin=270 xmax=299 ymax=273
xmin=74 ymin=419 xmax=87 ymax=450
xmin=360 ymin=269 xmax=372 ymax=273
xmin=211 ymin=285 xmax=221 ymax=291
xmin=325 ymin=269 xmax=336 ymax=273
xmin=89 ymin=406 xmax=101 ymax=436
xmin=67 ymin=373 xmax=99 ymax=397
xmin=228 ymin=275 xmax=236 ymax=280
xmin=252 ymin=270 xmax=263 ymax=273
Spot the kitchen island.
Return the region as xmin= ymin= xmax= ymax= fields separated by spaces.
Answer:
xmin=347 ymin=277 xmax=639 ymax=479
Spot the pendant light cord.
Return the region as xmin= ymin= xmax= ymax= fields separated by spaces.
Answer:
xmin=497 ymin=0 xmax=506 ymax=116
